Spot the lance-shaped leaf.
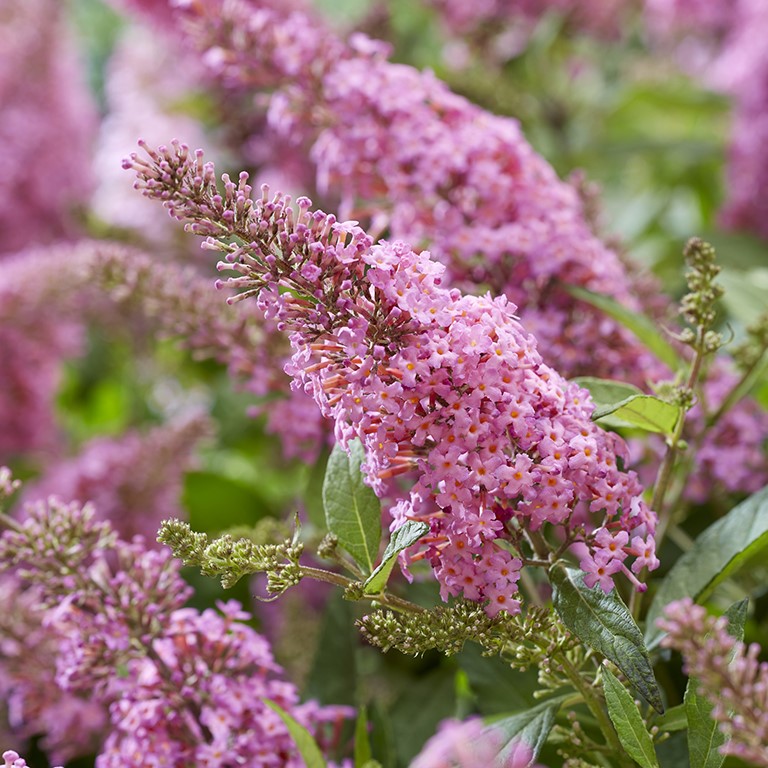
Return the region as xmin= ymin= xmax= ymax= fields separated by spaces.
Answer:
xmin=323 ymin=439 xmax=381 ymax=574
xmin=603 ymin=667 xmax=660 ymax=768
xmin=364 ymin=520 xmax=429 ymax=595
xmin=593 ymin=395 xmax=681 ymax=435
xmin=564 ymin=285 xmax=681 ymax=371
xmin=646 ymin=485 xmax=768 ymax=648
xmin=551 ymin=565 xmax=663 ymax=713
xmin=355 ymin=706 xmax=374 ymax=768
xmin=684 ymin=599 xmax=748 ymax=768
xmin=484 ymin=698 xmax=563 ymax=766
xmin=264 ymin=699 xmax=327 ymax=768
xmin=685 ymin=680 xmax=724 ymax=766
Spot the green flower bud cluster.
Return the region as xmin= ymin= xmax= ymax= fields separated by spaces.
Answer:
xmin=680 ymin=238 xmax=724 ymax=337
xmin=358 ymin=601 xmax=572 ymax=662
xmin=671 ymin=385 xmax=695 ymax=410
xmin=158 ymin=518 xmax=303 ymax=591
xmin=317 ymin=533 xmax=340 ymax=560
xmin=358 ymin=600 xmax=503 ymax=656
xmin=343 ymin=581 xmax=367 ymax=602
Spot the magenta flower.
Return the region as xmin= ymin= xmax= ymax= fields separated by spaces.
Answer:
xmin=119 ymin=0 xmax=767 ymax=496
xmin=0 ymin=0 xmax=96 ymax=257
xmin=128 ymin=144 xmax=658 ymax=611
xmin=0 ymin=578 xmax=107 ymax=764
xmin=0 ymin=493 xmax=352 ymax=767
xmin=579 ymin=550 xmax=624 ymax=593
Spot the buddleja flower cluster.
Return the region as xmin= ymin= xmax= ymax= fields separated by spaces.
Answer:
xmin=128 ymin=142 xmax=658 ymax=615
xmin=144 ymin=0 xmax=768 ymax=498
xmin=0 ymin=0 xmax=95 ymax=257
xmin=659 ymin=599 xmax=768 ymax=767
xmin=0 ymin=484 xmax=350 ymax=766
xmin=0 ymin=577 xmax=107 ymax=762
xmin=171 ymin=0 xmax=658 ymax=387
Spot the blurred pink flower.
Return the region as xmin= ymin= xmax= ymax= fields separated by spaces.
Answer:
xmin=0 ymin=0 xmax=96 ymax=256
xmin=411 ymin=717 xmax=546 ymax=768
xmin=21 ymin=416 xmax=211 ymax=542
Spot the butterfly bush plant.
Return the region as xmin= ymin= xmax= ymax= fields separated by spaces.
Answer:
xmin=1 ymin=1 xmax=768 ymax=767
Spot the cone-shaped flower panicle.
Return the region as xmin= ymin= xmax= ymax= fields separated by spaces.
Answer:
xmin=128 ymin=143 xmax=657 ymax=614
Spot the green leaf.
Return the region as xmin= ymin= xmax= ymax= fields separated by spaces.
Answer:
xmin=573 ymin=377 xmax=644 ymax=410
xmin=646 ymin=485 xmax=768 ymax=648
xmin=603 ymin=667 xmax=660 ymax=768
xmin=593 ymin=395 xmax=681 ymax=435
xmin=656 ymin=733 xmax=689 ymax=768
xmin=684 ymin=599 xmax=748 ymax=768
xmin=551 ymin=565 xmax=663 ymax=713
xmin=323 ymin=439 xmax=382 ymax=574
xmin=368 ymin=700 xmax=396 ymax=768
xmin=564 ymin=285 xmax=681 ymax=371
xmin=304 ymin=448 xmax=331 ymax=530
xmin=264 ymin=699 xmax=327 ymax=768
xmin=355 ymin=707 xmax=373 ymax=768
xmin=363 ymin=520 xmax=429 ymax=595
xmin=685 ymin=680 xmax=725 ymax=768
xmin=723 ymin=598 xmax=749 ymax=638
xmin=485 ymin=699 xmax=563 ymax=766
xmin=573 ymin=377 xmax=681 ymax=433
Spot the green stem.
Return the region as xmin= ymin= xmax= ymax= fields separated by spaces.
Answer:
xmin=631 ymin=330 xmax=712 ymax=621
xmin=666 ymin=523 xmax=695 ymax=552
xmin=299 ymin=564 xmax=354 ymax=588
xmin=0 ymin=511 xmax=23 ymax=533
xmin=298 ymin=565 xmax=424 ymax=614
xmin=651 ymin=332 xmax=707 ymax=545
xmin=706 ymin=346 xmax=768 ymax=428
xmin=558 ymin=655 xmax=634 ymax=768
xmin=374 ymin=593 xmax=425 ymax=615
